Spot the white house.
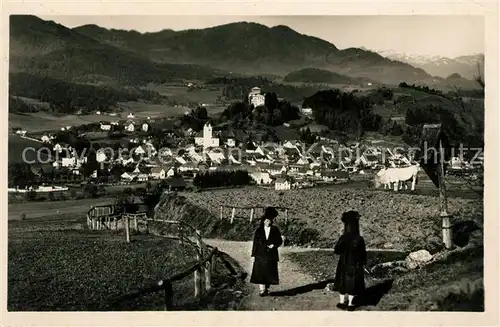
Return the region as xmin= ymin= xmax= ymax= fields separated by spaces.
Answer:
xmin=301 ymin=107 xmax=313 ymax=116
xmin=61 ymin=157 xmax=76 ymax=167
xmin=15 ymin=129 xmax=27 ymax=136
xmin=166 ymin=167 xmax=176 ymax=178
xmin=121 ymin=172 xmax=136 ymax=181
xmin=142 ymin=123 xmax=149 ymax=132
xmin=53 ymin=143 xmax=64 ymax=153
xmin=194 ymin=123 xmax=220 ymax=148
xmin=96 ymin=149 xmax=108 ymax=163
xmin=41 ymin=135 xmax=51 ymax=143
xmin=125 ymin=122 xmax=135 ymax=132
xmin=275 ymin=177 xmax=292 ymax=190
xmin=134 ymin=145 xmax=147 ymax=156
xmin=100 ymin=123 xmax=111 ymax=131
xmin=226 ymin=138 xmax=236 ymax=147
xmin=96 ymin=111 xmax=101 ymax=115
xmin=127 ymin=113 xmax=135 ymax=119
xmin=250 ymin=172 xmax=272 ymax=185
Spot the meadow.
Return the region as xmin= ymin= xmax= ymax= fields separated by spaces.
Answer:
xmin=174 ymin=181 xmax=483 ymax=251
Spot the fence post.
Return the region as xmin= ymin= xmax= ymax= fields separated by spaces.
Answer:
xmin=220 ymin=206 xmax=223 ymax=220
xmin=250 ymin=208 xmax=254 ymax=222
xmin=125 ymin=215 xmax=130 ymax=243
xmin=205 ymin=253 xmax=213 ymax=292
xmin=134 ymin=215 xmax=138 ymax=231
xmin=230 ymin=207 xmax=235 ymax=224
xmin=194 ymin=230 xmax=202 ymax=298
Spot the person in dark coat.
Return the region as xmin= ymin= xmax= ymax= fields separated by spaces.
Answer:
xmin=333 ymin=210 xmax=367 ymax=311
xmin=250 ymin=206 xmax=283 ymax=296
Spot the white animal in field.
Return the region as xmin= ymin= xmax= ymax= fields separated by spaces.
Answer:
xmin=374 ymin=165 xmax=420 ymax=191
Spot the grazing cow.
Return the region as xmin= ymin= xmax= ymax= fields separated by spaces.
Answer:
xmin=374 ymin=165 xmax=420 ymax=191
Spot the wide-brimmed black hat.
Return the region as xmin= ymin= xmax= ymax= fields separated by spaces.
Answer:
xmin=341 ymin=210 xmax=360 ymax=224
xmin=263 ymin=206 xmax=279 ymax=220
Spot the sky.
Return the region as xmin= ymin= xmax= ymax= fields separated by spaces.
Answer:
xmin=38 ymin=15 xmax=484 ymax=58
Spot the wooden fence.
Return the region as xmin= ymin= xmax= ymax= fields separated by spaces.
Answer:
xmin=219 ymin=205 xmax=290 ymax=224
xmin=87 ymin=205 xmax=245 ymax=310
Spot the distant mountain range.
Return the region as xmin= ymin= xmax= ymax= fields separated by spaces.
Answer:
xmin=364 ymin=47 xmax=484 ymax=80
xmin=9 ymin=15 xmax=481 ymax=89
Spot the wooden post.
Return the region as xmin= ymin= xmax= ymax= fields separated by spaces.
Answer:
xmin=220 ymin=206 xmax=223 ymax=220
xmin=249 ymin=208 xmax=254 ymax=222
xmin=438 ymin=139 xmax=452 ymax=249
xmin=194 ymin=230 xmax=202 ymax=298
xmin=134 ymin=215 xmax=138 ymax=231
xmin=230 ymin=207 xmax=235 ymax=224
xmin=125 ymin=215 xmax=130 ymax=243
xmin=205 ymin=254 xmax=213 ymax=292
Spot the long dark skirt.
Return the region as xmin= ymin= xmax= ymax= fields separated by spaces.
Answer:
xmin=333 ymin=260 xmax=365 ymax=295
xmin=250 ymin=256 xmax=279 ymax=285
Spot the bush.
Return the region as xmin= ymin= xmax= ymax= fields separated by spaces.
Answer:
xmin=24 ymin=190 xmax=37 ymax=201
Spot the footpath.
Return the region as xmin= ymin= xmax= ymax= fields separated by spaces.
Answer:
xmin=204 ymin=239 xmax=341 ymax=311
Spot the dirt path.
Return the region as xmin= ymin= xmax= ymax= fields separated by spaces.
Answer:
xmin=204 ymin=239 xmax=340 ymax=311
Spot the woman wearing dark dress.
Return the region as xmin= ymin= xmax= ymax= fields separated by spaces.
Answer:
xmin=250 ymin=206 xmax=283 ymax=297
xmin=333 ymin=210 xmax=367 ymax=311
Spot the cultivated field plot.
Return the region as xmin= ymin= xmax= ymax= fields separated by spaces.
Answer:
xmin=7 ymin=217 xmax=236 ymax=311
xmin=180 ymin=184 xmax=483 ymax=251
xmin=9 ymin=112 xmax=119 ymax=133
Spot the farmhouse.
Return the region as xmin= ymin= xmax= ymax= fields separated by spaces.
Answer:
xmin=275 ymin=177 xmax=292 ymax=190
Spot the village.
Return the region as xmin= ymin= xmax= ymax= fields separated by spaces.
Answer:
xmin=10 ymin=86 xmax=481 ymax=195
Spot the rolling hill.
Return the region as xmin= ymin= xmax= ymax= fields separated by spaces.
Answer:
xmin=74 ymin=22 xmax=435 ymax=85
xmin=9 ymin=15 xmax=228 ymax=85
xmin=284 ymin=68 xmax=375 ymax=85
xmin=10 ymin=15 xmax=482 ymax=94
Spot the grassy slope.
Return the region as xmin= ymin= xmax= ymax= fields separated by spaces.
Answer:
xmin=287 ymin=245 xmax=483 ymax=311
xmin=7 ymin=218 xmax=241 ymax=311
xmin=174 ymin=184 xmax=483 ymax=251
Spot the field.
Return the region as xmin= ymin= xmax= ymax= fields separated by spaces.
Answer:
xmin=7 ymin=216 xmax=241 ymax=311
xmin=177 ymin=181 xmax=483 ymax=251
xmin=8 ymin=134 xmax=49 ymax=163
xmin=8 ymin=197 xmax=118 ymax=220
xmin=9 ymin=85 xmax=228 ymax=133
